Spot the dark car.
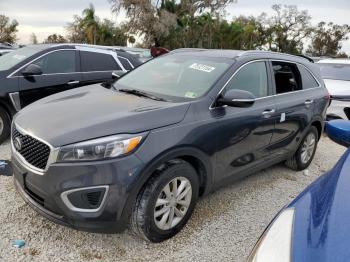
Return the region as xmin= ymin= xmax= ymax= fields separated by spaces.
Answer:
xmin=0 ymin=44 xmax=144 ymax=143
xmin=11 ymin=49 xmax=329 ymax=242
xmin=248 ymin=120 xmax=350 ymax=262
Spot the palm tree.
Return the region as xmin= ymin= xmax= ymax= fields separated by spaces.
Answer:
xmin=81 ymin=4 xmax=99 ymax=44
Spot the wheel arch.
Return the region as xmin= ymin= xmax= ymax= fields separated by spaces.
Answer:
xmin=311 ymin=119 xmax=323 ymax=141
xmin=121 ymin=146 xmax=214 ymax=223
xmin=0 ymin=97 xmax=16 ymax=119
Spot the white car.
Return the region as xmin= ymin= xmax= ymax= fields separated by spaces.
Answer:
xmin=317 ymin=59 xmax=350 ymax=120
xmin=0 ymin=49 xmax=14 ymax=56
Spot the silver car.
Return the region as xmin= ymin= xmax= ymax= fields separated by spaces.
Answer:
xmin=317 ymin=59 xmax=350 ymax=120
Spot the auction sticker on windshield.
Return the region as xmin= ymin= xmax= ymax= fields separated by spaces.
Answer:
xmin=189 ymin=63 xmax=216 ymax=73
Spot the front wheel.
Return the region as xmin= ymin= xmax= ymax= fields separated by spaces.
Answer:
xmin=131 ymin=160 xmax=199 ymax=242
xmin=0 ymin=107 xmax=10 ymax=144
xmin=285 ymin=126 xmax=319 ymax=171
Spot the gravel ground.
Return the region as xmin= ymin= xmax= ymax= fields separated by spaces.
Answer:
xmin=0 ymin=136 xmax=346 ymax=262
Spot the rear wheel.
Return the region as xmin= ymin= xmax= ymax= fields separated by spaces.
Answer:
xmin=285 ymin=126 xmax=318 ymax=171
xmin=131 ymin=160 xmax=199 ymax=242
xmin=0 ymin=107 xmax=10 ymax=144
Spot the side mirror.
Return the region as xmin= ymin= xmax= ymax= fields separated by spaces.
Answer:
xmin=217 ymin=89 xmax=255 ymax=108
xmin=326 ymin=120 xmax=350 ymax=147
xmin=22 ymin=64 xmax=42 ymax=77
xmin=112 ymin=70 xmax=126 ymax=80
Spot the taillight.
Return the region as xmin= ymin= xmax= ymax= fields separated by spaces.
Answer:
xmin=325 ymin=90 xmax=331 ymax=106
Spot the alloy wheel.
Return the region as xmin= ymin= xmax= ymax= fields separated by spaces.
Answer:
xmin=0 ymin=116 xmax=3 ymax=136
xmin=154 ymin=177 xmax=192 ymax=230
xmin=300 ymin=132 xmax=316 ymax=164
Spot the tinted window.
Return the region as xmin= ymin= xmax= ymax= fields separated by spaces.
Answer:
xmin=225 ymin=61 xmax=268 ymax=98
xmin=272 ymin=61 xmax=301 ymax=94
xmin=116 ymin=54 xmax=232 ymax=101
xmin=118 ymin=56 xmax=133 ymax=71
xmin=298 ymin=65 xmax=319 ymax=89
xmin=32 ymin=50 xmax=76 ymax=74
xmin=81 ymin=51 xmax=121 ymax=72
xmin=318 ymin=63 xmax=350 ymax=81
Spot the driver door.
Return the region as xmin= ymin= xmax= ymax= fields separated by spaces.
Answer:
xmin=18 ymin=49 xmax=81 ymax=108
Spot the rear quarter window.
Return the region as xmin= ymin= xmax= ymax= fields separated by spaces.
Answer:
xmin=81 ymin=51 xmax=121 ymax=72
xmin=298 ymin=65 xmax=320 ymax=89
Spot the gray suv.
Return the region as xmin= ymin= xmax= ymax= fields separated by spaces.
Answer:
xmin=11 ymin=49 xmax=329 ymax=242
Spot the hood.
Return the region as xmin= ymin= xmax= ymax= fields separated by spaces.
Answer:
xmin=14 ymin=85 xmax=190 ymax=146
xmin=289 ymin=149 xmax=350 ymax=262
xmin=323 ymin=79 xmax=350 ymax=97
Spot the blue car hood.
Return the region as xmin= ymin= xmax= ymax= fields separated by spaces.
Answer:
xmin=289 ymin=149 xmax=350 ymax=262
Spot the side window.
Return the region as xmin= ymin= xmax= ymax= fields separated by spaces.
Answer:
xmin=298 ymin=65 xmax=319 ymax=89
xmin=272 ymin=61 xmax=302 ymax=94
xmin=118 ymin=56 xmax=133 ymax=71
xmin=81 ymin=51 xmax=121 ymax=72
xmin=225 ymin=61 xmax=268 ymax=98
xmin=32 ymin=50 xmax=76 ymax=74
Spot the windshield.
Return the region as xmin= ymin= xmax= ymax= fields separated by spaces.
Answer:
xmin=116 ymin=54 xmax=232 ymax=101
xmin=318 ymin=63 xmax=350 ymax=81
xmin=0 ymin=46 xmax=43 ymax=71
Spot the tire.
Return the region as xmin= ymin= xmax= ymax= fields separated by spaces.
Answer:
xmin=285 ymin=126 xmax=319 ymax=171
xmin=0 ymin=107 xmax=10 ymax=144
xmin=131 ymin=160 xmax=199 ymax=243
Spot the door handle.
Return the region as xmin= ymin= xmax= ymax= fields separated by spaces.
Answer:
xmin=262 ymin=109 xmax=276 ymax=118
xmin=305 ymin=100 xmax=314 ymax=105
xmin=67 ymin=80 xmax=80 ymax=85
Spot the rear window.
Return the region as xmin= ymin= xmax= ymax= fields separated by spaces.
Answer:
xmin=81 ymin=51 xmax=121 ymax=72
xmin=118 ymin=56 xmax=133 ymax=71
xmin=298 ymin=65 xmax=319 ymax=89
xmin=318 ymin=63 xmax=350 ymax=81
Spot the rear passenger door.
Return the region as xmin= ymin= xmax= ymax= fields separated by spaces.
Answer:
xmin=79 ymin=50 xmax=124 ymax=86
xmin=269 ymin=60 xmax=319 ymax=155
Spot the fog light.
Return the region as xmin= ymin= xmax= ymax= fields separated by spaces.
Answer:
xmin=61 ymin=186 xmax=109 ymax=213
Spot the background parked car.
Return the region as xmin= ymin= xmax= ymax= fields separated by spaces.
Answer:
xmin=0 ymin=43 xmax=16 ymax=56
xmin=317 ymin=59 xmax=350 ymax=121
xmin=0 ymin=43 xmax=144 ymax=143
xmin=248 ymin=119 xmax=350 ymax=262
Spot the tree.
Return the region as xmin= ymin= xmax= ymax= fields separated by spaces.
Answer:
xmin=44 ymin=34 xmax=67 ymax=43
xmin=65 ymin=5 xmax=127 ymax=46
xmin=81 ymin=4 xmax=99 ymax=44
xmin=30 ymin=33 xmax=38 ymax=44
xmin=66 ymin=15 xmax=87 ymax=43
xmin=97 ymin=19 xmax=127 ymax=45
xmin=308 ymin=22 xmax=350 ymax=57
xmin=0 ymin=15 xmax=18 ymax=44
xmin=109 ymin=0 xmax=236 ymax=47
xmin=258 ymin=5 xmax=313 ymax=54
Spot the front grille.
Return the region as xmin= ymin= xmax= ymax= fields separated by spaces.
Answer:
xmin=12 ymin=127 xmax=51 ymax=170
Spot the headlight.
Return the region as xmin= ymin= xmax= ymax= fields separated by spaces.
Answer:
xmin=56 ymin=134 xmax=144 ymax=162
xmin=248 ymin=208 xmax=295 ymax=262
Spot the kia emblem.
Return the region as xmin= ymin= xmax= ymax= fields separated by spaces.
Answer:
xmin=14 ymin=137 xmax=22 ymax=151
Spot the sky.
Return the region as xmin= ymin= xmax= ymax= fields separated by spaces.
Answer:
xmin=1 ymin=0 xmax=349 ymax=53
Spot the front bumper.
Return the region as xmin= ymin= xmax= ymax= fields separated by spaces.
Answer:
xmin=12 ymin=151 xmax=145 ymax=233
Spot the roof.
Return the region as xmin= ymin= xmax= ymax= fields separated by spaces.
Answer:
xmin=170 ymin=48 xmax=310 ymax=62
xmin=317 ymin=59 xmax=350 ymax=65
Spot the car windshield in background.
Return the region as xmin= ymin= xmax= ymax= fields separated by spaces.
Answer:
xmin=116 ymin=54 xmax=232 ymax=101
xmin=318 ymin=63 xmax=350 ymax=81
xmin=0 ymin=46 xmax=42 ymax=71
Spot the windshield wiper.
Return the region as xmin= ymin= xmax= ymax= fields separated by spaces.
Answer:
xmin=118 ymin=88 xmax=168 ymax=102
